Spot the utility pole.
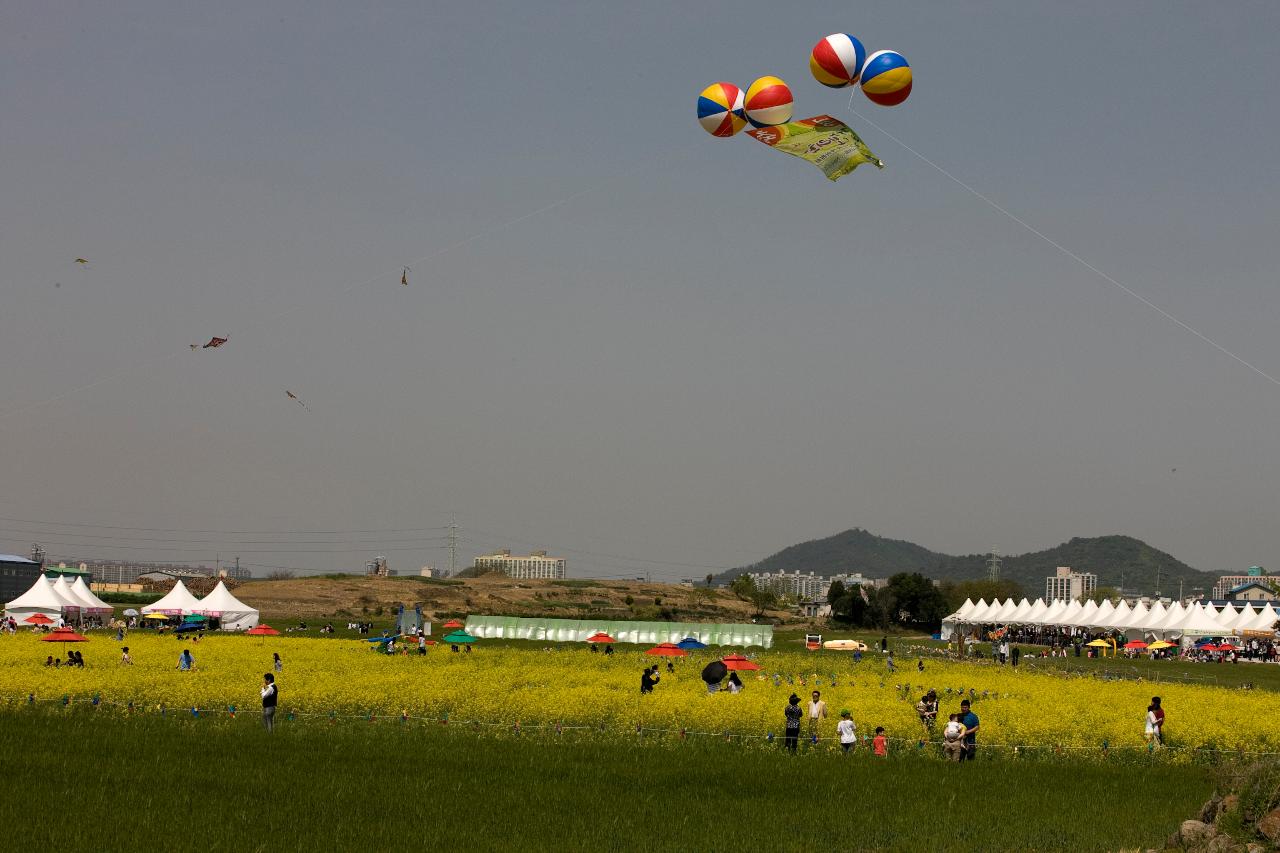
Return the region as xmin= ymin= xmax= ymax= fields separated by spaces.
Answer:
xmin=1155 ymin=566 xmax=1161 ymax=600
xmin=448 ymin=517 xmax=458 ymax=576
xmin=986 ymin=548 xmax=1002 ymax=583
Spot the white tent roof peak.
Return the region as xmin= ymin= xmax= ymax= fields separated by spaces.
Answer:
xmin=196 ymin=580 xmax=253 ymax=615
xmin=5 ymin=574 xmax=67 ymax=614
xmin=50 ymin=576 xmax=83 ymax=610
xmin=141 ymin=580 xmax=203 ymax=615
xmin=1022 ymin=599 xmax=1050 ymax=625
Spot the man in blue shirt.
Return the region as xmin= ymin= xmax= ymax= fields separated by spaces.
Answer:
xmin=959 ymin=699 xmax=979 ymax=761
xmin=177 ymin=649 xmax=194 ymax=671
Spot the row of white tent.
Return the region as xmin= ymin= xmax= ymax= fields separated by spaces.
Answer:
xmin=942 ymin=596 xmax=1280 ymax=642
xmin=5 ymin=576 xmax=259 ymax=631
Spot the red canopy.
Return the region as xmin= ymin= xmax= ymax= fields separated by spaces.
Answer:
xmin=645 ymin=643 xmax=687 ymax=657
xmin=1216 ymin=644 xmax=1238 ymax=652
xmin=1123 ymin=640 xmax=1148 ymax=650
xmin=586 ymin=632 xmax=616 ymax=644
xmin=41 ymin=627 xmax=88 ymax=643
xmin=442 ymin=619 xmax=465 ymax=630
xmin=246 ymin=625 xmax=280 ymax=636
xmin=721 ymin=654 xmax=761 ymax=671
xmin=24 ymin=614 xmax=54 ymax=625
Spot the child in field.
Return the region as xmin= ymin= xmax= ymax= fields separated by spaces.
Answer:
xmin=121 ymin=647 xmax=132 ymax=665
xmin=943 ymin=713 xmax=965 ymax=761
xmin=873 ymin=727 xmax=887 ymax=756
xmin=837 ymin=710 xmax=857 ymax=753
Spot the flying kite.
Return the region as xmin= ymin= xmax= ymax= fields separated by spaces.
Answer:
xmin=401 ymin=267 xmax=410 ymax=286
xmin=285 ymin=391 xmax=309 ymax=410
xmin=74 ymin=258 xmax=88 ymax=266
xmin=195 ymin=336 xmax=228 ymax=349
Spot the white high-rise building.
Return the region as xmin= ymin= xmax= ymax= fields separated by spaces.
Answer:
xmin=1045 ymin=566 xmax=1097 ymax=602
xmin=474 ymin=549 xmax=566 ymax=580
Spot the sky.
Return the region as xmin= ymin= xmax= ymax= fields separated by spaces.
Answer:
xmin=2 ymin=1 xmax=1279 ymax=581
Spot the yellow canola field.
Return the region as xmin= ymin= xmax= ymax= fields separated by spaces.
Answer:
xmin=0 ymin=632 xmax=1265 ymax=755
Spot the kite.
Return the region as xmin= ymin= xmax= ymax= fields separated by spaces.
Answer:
xmin=74 ymin=258 xmax=88 ymax=266
xmin=746 ymin=115 xmax=883 ymax=182
xmin=285 ymin=391 xmax=309 ymax=410
xmin=195 ymin=336 xmax=228 ymax=349
xmin=401 ymin=267 xmax=410 ymax=286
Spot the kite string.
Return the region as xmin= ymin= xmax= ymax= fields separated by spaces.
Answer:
xmin=846 ymin=94 xmax=1280 ymax=389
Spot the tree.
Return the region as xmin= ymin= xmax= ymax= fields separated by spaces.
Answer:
xmin=881 ymin=573 xmax=949 ymax=629
xmin=728 ymin=574 xmax=777 ymax=616
xmin=940 ymin=579 xmax=1024 ymax=612
xmin=1087 ymin=586 xmax=1122 ymax=604
xmin=705 ymin=573 xmax=714 ymax=587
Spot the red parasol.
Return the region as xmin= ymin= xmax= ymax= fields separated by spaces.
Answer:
xmin=24 ymin=614 xmax=54 ymax=625
xmin=721 ymin=654 xmax=761 ymax=671
xmin=246 ymin=625 xmax=280 ymax=636
xmin=645 ymin=643 xmax=687 ymax=657
xmin=586 ymin=632 xmax=616 ymax=644
xmin=442 ymin=619 xmax=465 ymax=630
xmin=41 ymin=627 xmax=88 ymax=643
xmin=1122 ymin=640 xmax=1148 ymax=650
xmin=1216 ymin=644 xmax=1238 ymax=652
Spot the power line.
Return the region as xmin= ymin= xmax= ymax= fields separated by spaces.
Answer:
xmin=0 ymin=515 xmax=449 ymax=536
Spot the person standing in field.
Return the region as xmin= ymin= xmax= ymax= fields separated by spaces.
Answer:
xmin=1146 ymin=696 xmax=1164 ymax=746
xmin=120 ymin=647 xmax=132 ymax=665
xmin=872 ymin=726 xmax=888 ymax=756
xmin=959 ymin=699 xmax=980 ymax=761
xmin=177 ymin=649 xmax=194 ymax=671
xmin=837 ymin=710 xmax=857 ymax=753
xmin=261 ymin=673 xmax=277 ymax=732
xmin=807 ymin=690 xmax=828 ymax=741
xmin=943 ymin=713 xmax=965 ymax=761
xmin=783 ymin=694 xmax=802 ymax=752
xmin=640 ymin=666 xmax=660 ymax=695
xmin=273 ymin=652 xmax=283 ymax=673
xmin=916 ymin=690 xmax=938 ymax=730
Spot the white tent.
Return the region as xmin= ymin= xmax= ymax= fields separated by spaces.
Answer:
xmin=50 ymin=576 xmax=87 ymax=614
xmin=142 ymin=580 xmax=202 ymax=615
xmin=1059 ymin=600 xmax=1085 ymax=626
xmin=965 ymin=598 xmax=994 ymax=623
xmin=1245 ymin=604 xmax=1278 ymax=633
xmin=1152 ymin=602 xmax=1188 ymax=637
xmin=68 ymin=577 xmax=113 ymax=614
xmin=1099 ymin=600 xmax=1129 ymax=630
xmin=1135 ymin=601 xmax=1167 ymax=633
xmin=1040 ymin=599 xmax=1068 ymax=626
xmin=1178 ymin=603 xmax=1228 ymax=641
xmin=1008 ymin=598 xmax=1035 ymax=623
xmin=194 ymin=581 xmax=259 ymax=630
xmin=1077 ymin=600 xmax=1099 ymax=626
xmin=4 ymin=574 xmax=66 ymax=622
xmin=1223 ymin=603 xmax=1255 ymax=633
xmin=1089 ymin=600 xmax=1116 ymax=628
xmin=954 ymin=598 xmax=976 ymax=621
xmin=1021 ymin=599 xmax=1050 ymax=626
xmin=1121 ymin=601 xmax=1149 ymax=633
xmin=990 ymin=598 xmax=1020 ymax=623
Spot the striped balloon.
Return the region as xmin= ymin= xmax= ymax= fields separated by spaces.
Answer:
xmin=744 ymin=76 xmax=793 ymax=128
xmin=696 ymin=82 xmax=747 ymax=137
xmin=809 ymin=33 xmax=867 ymax=89
xmin=861 ymin=50 xmax=912 ymax=106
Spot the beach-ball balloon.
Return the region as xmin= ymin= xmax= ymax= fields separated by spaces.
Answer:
xmin=697 ymin=82 xmax=747 ymax=137
xmin=860 ymin=50 xmax=912 ymax=106
xmin=809 ymin=33 xmax=867 ymax=88
xmin=744 ymin=76 xmax=793 ymax=128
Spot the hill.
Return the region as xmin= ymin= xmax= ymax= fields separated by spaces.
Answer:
xmin=720 ymin=529 xmax=1218 ymax=597
xmin=233 ymin=574 xmax=799 ymax=623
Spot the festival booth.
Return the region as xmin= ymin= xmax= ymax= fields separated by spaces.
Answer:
xmin=141 ymin=580 xmax=202 ymax=619
xmin=4 ymin=574 xmax=68 ymax=623
xmin=68 ymin=577 xmax=114 ymax=620
xmin=50 ymin=576 xmax=84 ymax=618
xmin=464 ymin=615 xmax=773 ymax=649
xmin=194 ymin=581 xmax=260 ymax=631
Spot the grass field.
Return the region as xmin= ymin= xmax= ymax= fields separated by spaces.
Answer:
xmin=1 ymin=710 xmax=1211 ymax=852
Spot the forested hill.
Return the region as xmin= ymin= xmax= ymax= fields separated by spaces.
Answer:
xmin=720 ymin=530 xmax=1218 ymax=596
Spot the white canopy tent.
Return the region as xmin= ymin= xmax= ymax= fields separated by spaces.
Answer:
xmin=1245 ymin=604 xmax=1279 ymax=634
xmin=50 ymin=576 xmax=83 ymax=612
xmin=68 ymin=577 xmax=113 ymax=615
xmin=4 ymin=574 xmax=67 ymax=622
xmin=194 ymin=581 xmax=259 ymax=631
xmin=141 ymin=580 xmax=202 ymax=615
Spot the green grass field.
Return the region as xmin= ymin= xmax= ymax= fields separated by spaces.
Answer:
xmin=2 ymin=710 xmax=1210 ymax=852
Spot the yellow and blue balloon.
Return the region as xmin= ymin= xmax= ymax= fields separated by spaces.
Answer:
xmin=809 ymin=33 xmax=867 ymax=89
xmin=860 ymin=50 xmax=912 ymax=106
xmin=697 ymin=82 xmax=747 ymax=137
xmin=744 ymin=76 xmax=793 ymax=128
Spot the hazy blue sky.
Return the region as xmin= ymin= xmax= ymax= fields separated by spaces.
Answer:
xmin=3 ymin=1 xmax=1279 ymax=580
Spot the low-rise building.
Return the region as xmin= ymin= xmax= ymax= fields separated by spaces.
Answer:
xmin=474 ymin=549 xmax=566 ymax=580
xmin=1227 ymin=581 xmax=1278 ymax=603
